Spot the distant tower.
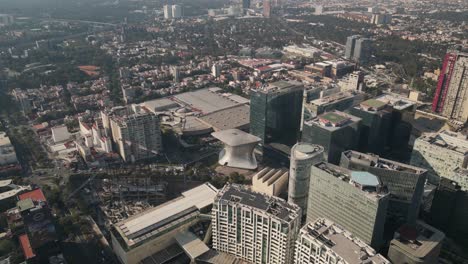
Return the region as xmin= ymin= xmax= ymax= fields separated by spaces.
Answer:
xmin=211 ymin=63 xmax=221 ymax=78
xmin=345 ymin=35 xmax=360 ymax=60
xmin=242 ymin=0 xmax=250 ymax=9
xmin=163 ymin=5 xmax=172 ymax=19
xmin=263 ymin=0 xmax=271 ymax=18
xmin=172 ymin=66 xmax=180 ymax=83
xmin=288 ymin=143 xmax=324 ymax=217
xmin=432 ymin=50 xmax=468 ymax=123
xmin=172 ymin=5 xmax=182 ymax=18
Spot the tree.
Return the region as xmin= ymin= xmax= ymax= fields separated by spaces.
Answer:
xmin=0 ymin=239 xmax=15 ymax=257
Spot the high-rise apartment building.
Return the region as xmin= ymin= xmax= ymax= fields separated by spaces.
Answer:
xmin=212 ymin=184 xmax=301 ymax=264
xmin=163 ymin=5 xmax=172 ymax=19
xmin=344 ymin=35 xmax=372 ymax=64
xmin=294 ymin=218 xmax=390 ymax=264
xmin=211 ymin=63 xmax=221 ymax=78
xmin=302 ymin=111 xmax=361 ymax=164
xmin=104 ymin=105 xmax=162 ymax=162
xmin=263 ymin=0 xmax=272 ymax=18
xmin=340 ymin=151 xmax=427 ymax=234
xmin=172 ymin=5 xmax=182 ymax=18
xmin=288 ymin=143 xmax=324 ymax=217
xmin=250 ymin=80 xmax=304 ymax=147
xmin=432 ymin=50 xmax=468 ymax=123
xmin=172 ymin=66 xmax=180 ymax=83
xmin=307 ymin=162 xmax=389 ymax=249
xmin=354 ymin=38 xmax=372 ymax=64
xmin=345 ymin=35 xmax=360 ymax=60
xmin=410 ymin=130 xmax=468 ymax=184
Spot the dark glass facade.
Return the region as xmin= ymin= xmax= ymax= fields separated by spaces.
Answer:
xmin=250 ymin=86 xmax=303 ymax=147
xmin=302 ymin=120 xmax=360 ymax=164
xmin=349 ymin=107 xmax=393 ymax=155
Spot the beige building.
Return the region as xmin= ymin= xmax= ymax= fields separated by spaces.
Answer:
xmin=103 ymin=105 xmax=162 ymax=162
xmin=388 ymin=221 xmax=444 ymax=264
xmin=252 ymin=167 xmax=288 ymax=197
xmin=294 ymin=218 xmax=390 ymax=264
xmin=111 ymin=183 xmax=218 ymax=264
xmin=212 ymin=184 xmax=301 ymax=264
xmin=411 ymin=130 xmax=468 ymax=184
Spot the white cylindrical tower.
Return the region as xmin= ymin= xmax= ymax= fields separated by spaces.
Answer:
xmin=288 ymin=142 xmax=324 ymax=216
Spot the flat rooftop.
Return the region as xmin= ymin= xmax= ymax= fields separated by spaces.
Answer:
xmin=212 ymin=129 xmax=261 ymax=146
xmin=358 ymin=99 xmax=388 ymax=112
xmin=197 ymin=105 xmax=250 ymax=131
xmin=343 ymin=150 xmax=426 ymax=175
xmin=114 ymin=183 xmax=218 ymax=247
xmin=314 ymin=162 xmax=388 ymax=200
xmin=301 ymin=218 xmax=390 ymax=264
xmin=173 ymin=88 xmax=246 ymax=114
xmin=217 ymin=184 xmax=300 ymax=222
xmin=254 ymin=80 xmax=303 ymax=93
xmin=417 ymin=130 xmax=468 ymax=155
xmin=375 ymin=94 xmax=416 ymax=111
xmin=305 ymin=111 xmax=361 ymax=131
xmin=311 ymin=91 xmax=356 ymax=106
xmin=392 ymin=221 xmax=445 ymax=258
xmin=292 ymin=143 xmax=324 ymax=160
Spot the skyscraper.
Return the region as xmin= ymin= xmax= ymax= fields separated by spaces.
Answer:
xmin=288 ymin=143 xmax=324 ymax=217
xmin=302 ymin=111 xmax=361 ymax=164
xmin=172 ymin=5 xmax=182 ymax=18
xmin=432 ymin=50 xmax=468 ymax=123
xmin=250 ymin=80 xmax=304 ymax=148
xmin=294 ymin=218 xmax=390 ymax=264
xmin=105 ymin=105 xmax=162 ymax=162
xmin=345 ymin=35 xmax=359 ymax=60
xmin=212 ymin=184 xmax=301 ymax=264
xmin=340 ymin=150 xmax=427 ymax=235
xmin=307 ymin=162 xmax=390 ymax=249
xmin=163 ymin=5 xmax=172 ymax=19
xmin=345 ymin=35 xmax=372 ymax=64
xmin=211 ymin=63 xmax=221 ymax=78
xmin=354 ymin=38 xmax=372 ymax=64
xmin=172 ymin=66 xmax=180 ymax=83
xmin=263 ymin=0 xmax=271 ymax=18
xmin=349 ymin=99 xmax=393 ymax=155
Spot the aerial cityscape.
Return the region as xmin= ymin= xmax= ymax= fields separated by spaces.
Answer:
xmin=0 ymin=0 xmax=467 ymax=263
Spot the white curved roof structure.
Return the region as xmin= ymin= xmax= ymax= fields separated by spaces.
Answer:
xmin=212 ymin=129 xmax=261 ymax=170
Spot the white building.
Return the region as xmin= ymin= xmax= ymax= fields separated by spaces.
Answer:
xmin=172 ymin=5 xmax=182 ymax=18
xmin=163 ymin=5 xmax=172 ymax=19
xmin=411 ymin=130 xmax=468 ymax=184
xmin=51 ymin=125 xmax=72 ymax=143
xmin=252 ymin=167 xmax=288 ymax=197
xmin=288 ymin=143 xmax=324 ymax=216
xmin=0 ymin=132 xmax=18 ymax=166
xmin=295 ymin=218 xmax=390 ymax=264
xmin=211 ymin=64 xmax=221 ymax=78
xmin=212 ymin=129 xmax=260 ymax=170
xmin=112 ymin=183 xmax=218 ymax=264
xmin=212 ymin=184 xmax=301 ymax=264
